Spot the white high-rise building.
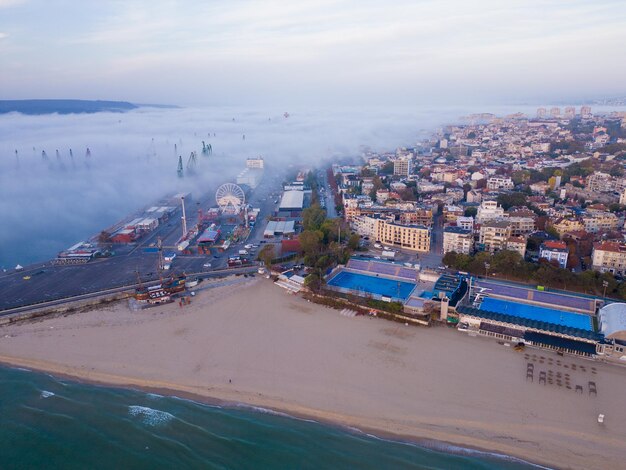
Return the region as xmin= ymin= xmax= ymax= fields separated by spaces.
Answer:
xmin=393 ymin=157 xmax=412 ymax=177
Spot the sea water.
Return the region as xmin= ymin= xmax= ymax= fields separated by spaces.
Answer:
xmin=0 ymin=366 xmax=542 ymax=469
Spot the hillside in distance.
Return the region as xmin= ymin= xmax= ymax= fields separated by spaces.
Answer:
xmin=0 ymin=99 xmax=142 ymax=115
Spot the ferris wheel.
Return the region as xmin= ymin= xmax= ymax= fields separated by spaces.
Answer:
xmin=216 ymin=183 xmax=245 ymax=213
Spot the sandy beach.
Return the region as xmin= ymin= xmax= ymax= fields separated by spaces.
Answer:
xmin=1 ymin=276 xmax=625 ymax=469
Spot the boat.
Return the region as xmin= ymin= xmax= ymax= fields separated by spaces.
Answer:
xmin=134 ymin=273 xmax=186 ymax=300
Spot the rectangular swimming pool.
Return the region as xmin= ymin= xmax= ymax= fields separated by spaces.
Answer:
xmin=480 ymin=297 xmax=593 ymax=331
xmin=327 ymin=270 xmax=416 ymax=301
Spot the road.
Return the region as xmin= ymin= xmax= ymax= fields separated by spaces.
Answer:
xmin=318 ymin=169 xmax=337 ymax=218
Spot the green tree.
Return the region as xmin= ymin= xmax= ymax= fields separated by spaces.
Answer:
xmin=304 ymin=273 xmax=322 ymax=291
xmin=380 ymin=161 xmax=394 ymax=175
xmin=464 ymin=206 xmax=477 ymax=217
xmin=299 ymin=230 xmax=323 ymax=257
xmin=257 ymin=244 xmax=276 ymax=267
xmin=302 ymin=204 xmax=327 ymax=231
xmin=347 ymin=233 xmax=360 ymax=250
xmin=497 ymin=192 xmax=528 ymax=210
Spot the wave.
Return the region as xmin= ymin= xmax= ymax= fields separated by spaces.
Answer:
xmin=128 ymin=405 xmax=175 ymax=426
xmin=232 ymin=403 xmax=317 ymax=423
xmin=359 ymin=431 xmax=552 ymax=469
xmin=40 ymin=390 xmax=55 ymax=398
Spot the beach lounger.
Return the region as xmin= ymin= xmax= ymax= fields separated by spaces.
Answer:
xmin=588 ymin=381 xmax=597 ymax=396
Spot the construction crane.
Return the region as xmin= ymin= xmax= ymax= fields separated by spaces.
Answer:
xmin=186 ymin=151 xmax=197 ymax=174
xmin=157 ymin=237 xmax=164 ymax=271
xmin=177 ymin=155 xmax=184 ymax=177
xmin=56 ymin=149 xmax=66 ymax=170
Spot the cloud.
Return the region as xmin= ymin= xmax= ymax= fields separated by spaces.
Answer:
xmin=0 ymin=0 xmax=26 ymax=7
xmin=0 ymin=32 xmax=8 ymax=40
xmin=0 ymin=105 xmax=473 ymax=267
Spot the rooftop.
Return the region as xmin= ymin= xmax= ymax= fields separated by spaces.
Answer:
xmin=444 ymin=226 xmax=472 ymax=235
xmin=279 ymin=191 xmax=304 ymax=210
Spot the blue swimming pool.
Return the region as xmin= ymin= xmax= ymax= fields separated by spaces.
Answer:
xmin=480 ymin=297 xmax=593 ymax=331
xmin=327 ymin=271 xmax=416 ymax=301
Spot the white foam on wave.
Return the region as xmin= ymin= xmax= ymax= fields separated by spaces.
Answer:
xmin=40 ymin=390 xmax=55 ymax=398
xmin=234 ymin=403 xmax=317 ymax=423
xmin=128 ymin=405 xmax=174 ymax=426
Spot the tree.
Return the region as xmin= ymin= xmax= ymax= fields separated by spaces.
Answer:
xmin=302 ymin=204 xmax=326 ymax=231
xmin=442 ymin=251 xmax=458 ymax=267
xmin=545 ymin=225 xmax=560 ymax=240
xmin=347 ymin=233 xmax=360 ymax=250
xmin=497 ymin=192 xmax=528 ymax=210
xmin=299 ymin=230 xmax=323 ymax=257
xmin=258 ymin=244 xmax=275 ymax=267
xmin=304 ymin=273 xmax=322 ymax=291
xmin=380 ymin=161 xmax=394 ymax=175
xmin=464 ymin=207 xmax=477 ymax=217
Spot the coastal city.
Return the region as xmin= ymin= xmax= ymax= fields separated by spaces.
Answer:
xmin=2 ymin=105 xmax=626 ymax=468
xmin=2 ymin=1 xmax=626 ymax=468
xmin=3 ymin=105 xmax=626 ymax=361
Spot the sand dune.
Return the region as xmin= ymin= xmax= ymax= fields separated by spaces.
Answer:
xmin=1 ymin=276 xmax=625 ymax=469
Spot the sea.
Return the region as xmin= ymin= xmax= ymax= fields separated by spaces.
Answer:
xmin=0 ymin=366 xmax=543 ymax=469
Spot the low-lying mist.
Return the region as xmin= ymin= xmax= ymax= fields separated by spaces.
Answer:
xmin=0 ymin=105 xmax=483 ymax=268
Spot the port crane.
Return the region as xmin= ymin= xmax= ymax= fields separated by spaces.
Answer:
xmin=201 ymin=141 xmax=212 ymax=156
xmin=56 ymin=149 xmax=66 ymax=170
xmin=186 ymin=151 xmax=197 ymax=174
xmin=177 ymin=155 xmax=184 ymax=177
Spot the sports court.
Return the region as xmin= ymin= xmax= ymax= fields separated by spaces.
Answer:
xmin=479 ymin=297 xmax=593 ymax=331
xmin=327 ymin=270 xmax=416 ymax=301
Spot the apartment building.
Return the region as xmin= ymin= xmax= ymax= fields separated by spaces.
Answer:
xmin=504 ymin=216 xmax=536 ymax=237
xmin=586 ymin=172 xmax=614 ymax=193
xmin=539 ymin=241 xmax=569 ymax=268
xmin=376 ymin=220 xmax=431 ymax=252
xmin=478 ymin=220 xmax=512 ymax=253
xmin=551 ymin=217 xmax=585 ymax=237
xmin=506 ymin=236 xmax=527 ymax=258
xmin=443 ymin=226 xmax=473 ymax=255
xmin=476 ymin=200 xmax=505 ymax=223
xmin=352 ymin=215 xmax=380 ymax=239
xmin=486 ymin=176 xmax=514 ymax=190
xmin=592 ymin=242 xmax=626 ymax=276
xmin=393 ymin=157 xmax=412 ymax=177
xmin=443 ymin=205 xmax=464 ymax=223
xmin=582 ymin=213 xmax=620 ymax=233
xmin=456 ymin=216 xmax=474 ymax=231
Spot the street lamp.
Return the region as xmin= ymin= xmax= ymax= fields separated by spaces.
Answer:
xmin=602 ymin=280 xmax=609 ymax=298
xmin=484 ymin=262 xmax=490 ymax=277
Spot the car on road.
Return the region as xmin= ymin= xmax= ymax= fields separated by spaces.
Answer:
xmin=22 ymin=276 xmax=31 ymax=280
xmin=203 ymin=263 xmax=212 ymax=268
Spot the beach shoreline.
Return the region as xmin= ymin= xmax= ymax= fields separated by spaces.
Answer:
xmin=1 ymin=277 xmax=624 ymax=469
xmin=0 ymin=356 xmax=550 ymax=469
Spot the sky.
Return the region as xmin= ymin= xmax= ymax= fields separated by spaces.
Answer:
xmin=1 ymin=0 xmax=625 ymax=106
